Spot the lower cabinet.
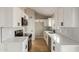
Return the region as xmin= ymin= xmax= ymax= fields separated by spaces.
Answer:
xmin=60 ymin=45 xmax=79 ymax=52
xmin=44 ymin=32 xmax=49 ymax=45
xmin=3 ymin=41 xmax=28 ymax=52
xmin=0 ymin=39 xmax=28 ymax=52
xmin=51 ymin=38 xmax=61 ymax=52
xmin=51 ymin=42 xmax=79 ymax=52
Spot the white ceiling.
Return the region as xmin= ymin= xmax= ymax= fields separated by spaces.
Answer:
xmin=30 ymin=7 xmax=56 ymax=16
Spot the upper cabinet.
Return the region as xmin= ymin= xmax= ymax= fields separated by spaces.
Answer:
xmin=52 ymin=8 xmax=64 ymax=29
xmin=0 ymin=8 xmax=13 ymax=27
xmin=52 ymin=7 xmax=75 ymax=28
xmin=63 ymin=7 xmax=79 ymax=27
xmin=52 ymin=8 xmax=57 ymax=20
xmin=57 ymin=8 xmax=64 ymax=20
xmin=57 ymin=8 xmax=64 ymax=28
xmin=52 ymin=7 xmax=64 ymax=20
xmin=63 ymin=8 xmax=74 ymax=27
xmin=0 ymin=7 xmax=28 ymax=27
xmin=13 ymin=8 xmax=28 ymax=27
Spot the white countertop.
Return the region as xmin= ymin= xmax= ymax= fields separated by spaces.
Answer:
xmin=44 ymin=31 xmax=79 ymax=45
xmin=2 ymin=37 xmax=28 ymax=43
xmin=56 ymin=33 xmax=79 ymax=45
xmin=44 ymin=31 xmax=54 ymax=37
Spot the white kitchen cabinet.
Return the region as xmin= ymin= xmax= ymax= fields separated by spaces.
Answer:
xmin=44 ymin=31 xmax=59 ymax=52
xmin=44 ymin=31 xmax=49 ymax=45
xmin=57 ymin=8 xmax=64 ymax=20
xmin=52 ymin=8 xmax=57 ymax=20
xmin=60 ymin=45 xmax=79 ymax=52
xmin=57 ymin=8 xmax=64 ymax=28
xmin=51 ymin=32 xmax=79 ymax=52
xmin=1 ymin=37 xmax=28 ymax=52
xmin=0 ymin=28 xmax=1 ymax=43
xmin=53 ymin=8 xmax=64 ymax=20
xmin=52 ymin=7 xmax=75 ymax=28
xmin=13 ymin=8 xmax=28 ymax=27
xmin=25 ymin=8 xmax=35 ymax=40
xmin=51 ymin=8 xmax=64 ymax=29
xmin=0 ymin=8 xmax=13 ymax=27
xmin=0 ymin=7 xmax=28 ymax=27
xmin=63 ymin=8 xmax=75 ymax=27
xmin=51 ymin=40 xmax=61 ymax=52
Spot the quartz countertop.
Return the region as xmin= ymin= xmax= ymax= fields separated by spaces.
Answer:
xmin=44 ymin=31 xmax=79 ymax=45
xmin=56 ymin=33 xmax=79 ymax=45
xmin=2 ymin=37 xmax=28 ymax=43
xmin=44 ymin=31 xmax=54 ymax=37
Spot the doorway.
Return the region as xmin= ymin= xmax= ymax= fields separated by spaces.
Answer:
xmin=35 ymin=20 xmax=44 ymax=39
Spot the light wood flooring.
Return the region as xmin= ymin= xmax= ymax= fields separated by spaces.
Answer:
xmin=29 ymin=38 xmax=50 ymax=52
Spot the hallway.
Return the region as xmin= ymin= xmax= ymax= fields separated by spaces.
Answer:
xmin=29 ymin=38 xmax=50 ymax=52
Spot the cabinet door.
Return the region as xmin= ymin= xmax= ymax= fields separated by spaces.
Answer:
xmin=53 ymin=8 xmax=57 ymax=20
xmin=4 ymin=8 xmax=13 ymax=27
xmin=0 ymin=7 xmax=13 ymax=27
xmin=56 ymin=8 xmax=64 ymax=28
xmin=13 ymin=8 xmax=23 ymax=27
xmin=57 ymin=8 xmax=64 ymax=20
xmin=51 ymin=8 xmax=64 ymax=29
xmin=61 ymin=45 xmax=79 ymax=52
xmin=63 ymin=8 xmax=74 ymax=27
xmin=44 ymin=32 xmax=48 ymax=45
xmin=13 ymin=8 xmax=28 ymax=27
xmin=0 ymin=8 xmax=5 ymax=27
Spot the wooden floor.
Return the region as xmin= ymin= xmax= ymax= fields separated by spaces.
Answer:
xmin=29 ymin=38 xmax=50 ymax=52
